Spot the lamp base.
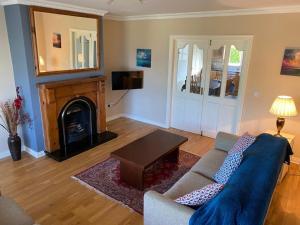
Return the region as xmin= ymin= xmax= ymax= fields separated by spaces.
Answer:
xmin=275 ymin=117 xmax=285 ymax=137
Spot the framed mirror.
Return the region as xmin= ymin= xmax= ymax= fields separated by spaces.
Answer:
xmin=30 ymin=7 xmax=100 ymax=76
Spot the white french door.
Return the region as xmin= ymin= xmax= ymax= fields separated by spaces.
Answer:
xmin=171 ymin=40 xmax=209 ymax=134
xmin=170 ymin=36 xmax=252 ymax=138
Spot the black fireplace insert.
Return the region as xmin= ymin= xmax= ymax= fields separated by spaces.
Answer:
xmin=59 ymin=96 xmax=96 ymax=153
xmin=46 ymin=96 xmax=117 ymax=162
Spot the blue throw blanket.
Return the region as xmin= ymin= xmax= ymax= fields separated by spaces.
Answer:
xmin=189 ymin=134 xmax=292 ymax=225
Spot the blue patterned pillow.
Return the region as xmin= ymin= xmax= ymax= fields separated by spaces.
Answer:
xmin=213 ymin=150 xmax=243 ymax=184
xmin=228 ymin=133 xmax=256 ymax=155
xmin=175 ymin=183 xmax=224 ymax=206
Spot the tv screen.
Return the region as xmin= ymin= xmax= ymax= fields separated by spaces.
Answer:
xmin=112 ymin=71 xmax=144 ymax=90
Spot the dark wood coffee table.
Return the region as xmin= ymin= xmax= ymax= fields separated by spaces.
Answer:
xmin=111 ymin=129 xmax=188 ymax=190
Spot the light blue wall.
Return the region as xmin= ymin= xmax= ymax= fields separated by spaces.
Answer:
xmin=4 ymin=4 xmax=105 ymax=152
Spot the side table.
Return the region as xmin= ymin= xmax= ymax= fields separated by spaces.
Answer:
xmin=265 ymin=130 xmax=295 ymax=183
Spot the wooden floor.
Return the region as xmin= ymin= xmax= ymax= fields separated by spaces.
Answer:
xmin=0 ymin=118 xmax=299 ymax=225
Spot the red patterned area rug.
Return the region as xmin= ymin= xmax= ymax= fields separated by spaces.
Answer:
xmin=72 ymin=151 xmax=199 ymax=214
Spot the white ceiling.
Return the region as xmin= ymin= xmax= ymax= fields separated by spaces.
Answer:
xmin=47 ymin=0 xmax=300 ymax=16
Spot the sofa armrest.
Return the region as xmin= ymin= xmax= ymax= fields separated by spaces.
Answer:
xmin=0 ymin=196 xmax=34 ymax=225
xmin=215 ymin=132 xmax=239 ymax=152
xmin=144 ymin=191 xmax=195 ymax=225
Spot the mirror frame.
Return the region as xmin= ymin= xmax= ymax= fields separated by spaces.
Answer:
xmin=30 ymin=6 xmax=101 ymax=76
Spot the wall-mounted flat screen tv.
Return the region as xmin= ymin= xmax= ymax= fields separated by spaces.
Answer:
xmin=112 ymin=71 xmax=144 ymax=90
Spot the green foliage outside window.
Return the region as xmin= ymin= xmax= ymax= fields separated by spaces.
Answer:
xmin=229 ymin=46 xmax=241 ymax=64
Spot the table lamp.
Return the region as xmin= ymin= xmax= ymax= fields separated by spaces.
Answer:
xmin=269 ymin=96 xmax=298 ymax=136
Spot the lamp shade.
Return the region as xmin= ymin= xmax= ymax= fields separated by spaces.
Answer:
xmin=270 ymin=96 xmax=298 ymax=117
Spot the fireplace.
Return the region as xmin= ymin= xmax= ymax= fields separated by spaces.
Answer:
xmin=58 ymin=97 xmax=97 ymax=156
xmin=38 ymin=77 xmax=117 ymax=161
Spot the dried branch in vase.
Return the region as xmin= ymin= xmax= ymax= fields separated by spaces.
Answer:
xmin=0 ymin=87 xmax=31 ymax=137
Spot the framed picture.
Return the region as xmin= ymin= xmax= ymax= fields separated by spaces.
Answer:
xmin=281 ymin=48 xmax=300 ymax=76
xmin=52 ymin=33 xmax=61 ymax=48
xmin=136 ymin=49 xmax=151 ymax=68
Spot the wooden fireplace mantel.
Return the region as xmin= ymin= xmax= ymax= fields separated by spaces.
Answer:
xmin=38 ymin=76 xmax=106 ymax=153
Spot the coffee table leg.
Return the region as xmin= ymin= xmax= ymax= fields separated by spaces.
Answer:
xmin=166 ymin=147 xmax=179 ymax=163
xmin=119 ymin=162 xmax=144 ymax=190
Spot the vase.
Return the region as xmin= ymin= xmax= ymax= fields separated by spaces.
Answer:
xmin=8 ymin=134 xmax=21 ymax=161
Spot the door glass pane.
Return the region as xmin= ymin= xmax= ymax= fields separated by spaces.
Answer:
xmin=209 ymin=46 xmax=225 ymax=97
xmin=225 ymin=45 xmax=244 ymax=98
xmin=190 ymin=45 xmax=203 ymax=94
xmin=176 ymin=44 xmax=189 ymax=93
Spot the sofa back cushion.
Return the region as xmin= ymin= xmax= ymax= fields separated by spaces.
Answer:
xmin=215 ymin=132 xmax=239 ymax=152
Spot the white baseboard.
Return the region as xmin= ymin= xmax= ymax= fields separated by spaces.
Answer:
xmin=23 ymin=146 xmax=45 ymax=158
xmin=107 ymin=113 xmax=169 ymax=129
xmin=106 ymin=114 xmax=124 ymax=122
xmin=0 ymin=150 xmax=11 ymax=159
xmin=291 ymin=156 xmax=300 ymax=165
xmin=123 ymin=113 xmax=169 ymax=128
xmin=0 ymin=146 xmax=45 ymax=160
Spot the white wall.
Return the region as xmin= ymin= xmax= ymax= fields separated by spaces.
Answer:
xmin=0 ymin=6 xmax=16 ymax=157
xmin=104 ymin=13 xmax=300 ymax=159
xmin=2 ymin=13 xmax=300 ymax=160
xmin=103 ymin=20 xmax=127 ymax=119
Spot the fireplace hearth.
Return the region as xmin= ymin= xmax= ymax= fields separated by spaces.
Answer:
xmin=47 ymin=130 xmax=117 ymax=162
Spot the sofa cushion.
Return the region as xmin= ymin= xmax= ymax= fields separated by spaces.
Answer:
xmin=175 ymin=183 xmax=224 ymax=206
xmin=0 ymin=197 xmax=34 ymax=225
xmin=213 ymin=150 xmax=243 ymax=184
xmin=215 ymin=132 xmax=239 ymax=152
xmin=191 ymin=149 xmax=227 ymax=179
xmin=164 ymin=172 xmax=214 ymax=199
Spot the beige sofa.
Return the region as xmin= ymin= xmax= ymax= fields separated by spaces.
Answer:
xmin=144 ymin=132 xmax=239 ymax=225
xmin=0 ymin=191 xmax=34 ymax=225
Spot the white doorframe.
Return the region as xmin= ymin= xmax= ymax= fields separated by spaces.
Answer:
xmin=166 ymin=35 xmax=253 ymax=135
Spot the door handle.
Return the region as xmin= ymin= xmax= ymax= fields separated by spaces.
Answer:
xmin=200 ymin=87 xmax=204 ymax=95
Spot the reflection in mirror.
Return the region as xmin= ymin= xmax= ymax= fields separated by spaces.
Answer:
xmin=208 ymin=46 xmax=225 ymax=97
xmin=71 ymin=29 xmax=97 ymax=69
xmin=225 ymin=45 xmax=244 ymax=98
xmin=32 ymin=9 xmax=99 ymax=75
